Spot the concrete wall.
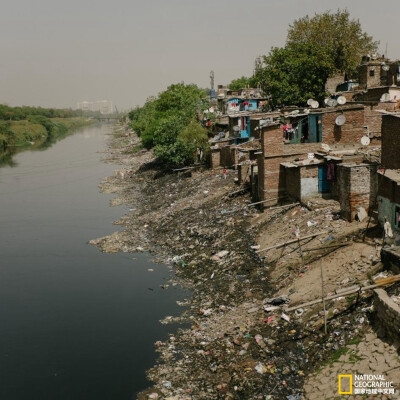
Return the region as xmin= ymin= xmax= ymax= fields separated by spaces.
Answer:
xmin=382 ymin=115 xmax=400 ymax=169
xmin=374 ymin=288 xmax=400 ymax=345
xmin=300 ymin=165 xmax=319 ymax=199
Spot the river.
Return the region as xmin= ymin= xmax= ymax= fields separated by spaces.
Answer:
xmin=0 ymin=125 xmax=186 ymax=400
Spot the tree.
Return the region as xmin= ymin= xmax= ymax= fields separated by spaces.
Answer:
xmin=129 ymin=83 xmax=209 ymax=164
xmin=287 ymin=9 xmax=379 ymax=77
xmin=256 ymin=43 xmax=333 ymax=108
xmin=228 ymin=75 xmax=259 ymax=90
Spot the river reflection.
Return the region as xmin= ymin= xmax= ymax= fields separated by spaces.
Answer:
xmin=0 ymin=125 xmax=188 ymax=400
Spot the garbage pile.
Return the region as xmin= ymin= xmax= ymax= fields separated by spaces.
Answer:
xmin=96 ymin=130 xmax=394 ymax=400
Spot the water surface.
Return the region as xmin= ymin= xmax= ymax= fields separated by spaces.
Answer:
xmin=0 ymin=125 xmax=186 ymax=400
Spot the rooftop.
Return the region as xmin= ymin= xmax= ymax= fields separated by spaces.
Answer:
xmin=378 ymin=169 xmax=400 ymax=183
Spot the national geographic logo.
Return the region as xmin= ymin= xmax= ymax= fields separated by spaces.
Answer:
xmin=338 ymin=374 xmax=395 ymax=396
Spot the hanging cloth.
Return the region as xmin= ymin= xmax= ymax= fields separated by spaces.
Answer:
xmin=327 ymin=163 xmax=335 ymax=181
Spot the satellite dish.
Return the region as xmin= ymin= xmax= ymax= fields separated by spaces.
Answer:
xmin=327 ymin=99 xmax=338 ymax=108
xmin=361 ymin=136 xmax=371 ymax=146
xmin=337 ymin=96 xmax=347 ymax=105
xmin=304 ymin=109 xmax=310 ymax=114
xmin=307 ymin=99 xmax=314 ymax=106
xmin=324 ymin=98 xmax=330 ymax=105
xmin=291 ymin=110 xmax=300 ymax=115
xmin=209 ymin=107 xmax=214 ymax=113
xmin=380 ymin=93 xmax=391 ymax=102
xmin=335 ymin=115 xmax=346 ymax=126
xmin=382 ymin=65 xmax=390 ymax=72
xmin=311 ymin=100 xmax=319 ymax=109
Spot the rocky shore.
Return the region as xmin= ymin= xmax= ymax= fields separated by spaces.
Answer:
xmin=91 ymin=125 xmax=400 ymax=400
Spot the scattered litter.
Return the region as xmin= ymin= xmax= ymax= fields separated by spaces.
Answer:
xmin=264 ymin=295 xmax=290 ymax=306
xmin=263 ymin=305 xmax=280 ymax=313
xmin=324 ymin=235 xmax=335 ymax=243
xmin=281 ymin=313 xmax=290 ymax=322
xmin=356 ymin=207 xmax=368 ymax=222
xmin=255 ymin=362 xmax=268 ymax=374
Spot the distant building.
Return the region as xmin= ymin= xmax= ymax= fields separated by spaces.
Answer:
xmin=76 ymin=100 xmax=113 ymax=114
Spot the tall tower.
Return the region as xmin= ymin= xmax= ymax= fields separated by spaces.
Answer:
xmin=210 ymin=70 xmax=215 ymax=99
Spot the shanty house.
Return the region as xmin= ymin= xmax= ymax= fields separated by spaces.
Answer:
xmin=377 ymin=114 xmax=400 ymax=235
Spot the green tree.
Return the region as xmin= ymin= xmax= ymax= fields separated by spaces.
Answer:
xmin=287 ymin=9 xmax=379 ymax=77
xmin=228 ymin=76 xmax=258 ymax=90
xmin=256 ymin=43 xmax=333 ymax=108
xmin=129 ymin=83 xmax=209 ymax=164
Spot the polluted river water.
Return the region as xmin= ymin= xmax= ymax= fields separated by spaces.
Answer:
xmin=0 ymin=124 xmax=187 ymax=400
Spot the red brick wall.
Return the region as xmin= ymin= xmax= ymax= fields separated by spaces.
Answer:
xmin=322 ymin=108 xmax=365 ymax=145
xmin=260 ymin=124 xmax=282 ymax=155
xmin=258 ymin=128 xmax=324 ymax=202
xmin=359 ymin=64 xmax=384 ymax=89
xmin=382 ymin=115 xmax=400 ymax=169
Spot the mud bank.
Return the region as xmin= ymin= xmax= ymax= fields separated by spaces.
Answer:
xmin=92 ymin=126 xmax=400 ymax=400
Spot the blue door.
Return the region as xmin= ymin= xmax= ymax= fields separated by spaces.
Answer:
xmin=318 ymin=165 xmax=330 ymax=193
xmin=308 ymin=114 xmax=323 ymax=143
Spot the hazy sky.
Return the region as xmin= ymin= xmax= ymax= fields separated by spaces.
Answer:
xmin=1 ymin=0 xmax=399 ymax=110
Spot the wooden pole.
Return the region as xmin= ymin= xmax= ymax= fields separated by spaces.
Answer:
xmin=297 ymin=229 xmax=305 ymax=272
xmin=256 ymin=231 xmax=328 ymax=254
xmin=302 ymin=243 xmax=349 ymax=252
xmin=320 ymin=259 xmax=327 ymax=335
xmin=285 ymin=275 xmax=400 ymax=312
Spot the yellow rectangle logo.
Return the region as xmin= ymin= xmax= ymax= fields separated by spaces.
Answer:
xmin=338 ymin=375 xmax=353 ymax=394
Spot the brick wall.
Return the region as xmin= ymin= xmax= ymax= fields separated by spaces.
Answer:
xmin=359 ymin=64 xmax=384 ymax=89
xmin=364 ymin=103 xmax=397 ymax=139
xmin=382 ymin=115 xmax=400 ymax=169
xmin=336 ymin=164 xmax=377 ymax=221
xmin=258 ymin=124 xmax=326 ymax=203
xmin=209 ymin=148 xmax=221 ymax=169
xmin=322 ymin=108 xmax=365 ymax=145
xmin=374 ymin=288 xmax=400 ymax=345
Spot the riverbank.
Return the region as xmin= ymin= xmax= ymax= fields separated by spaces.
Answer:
xmin=93 ymin=125 xmax=400 ymax=399
xmin=0 ymin=117 xmax=94 ymax=151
